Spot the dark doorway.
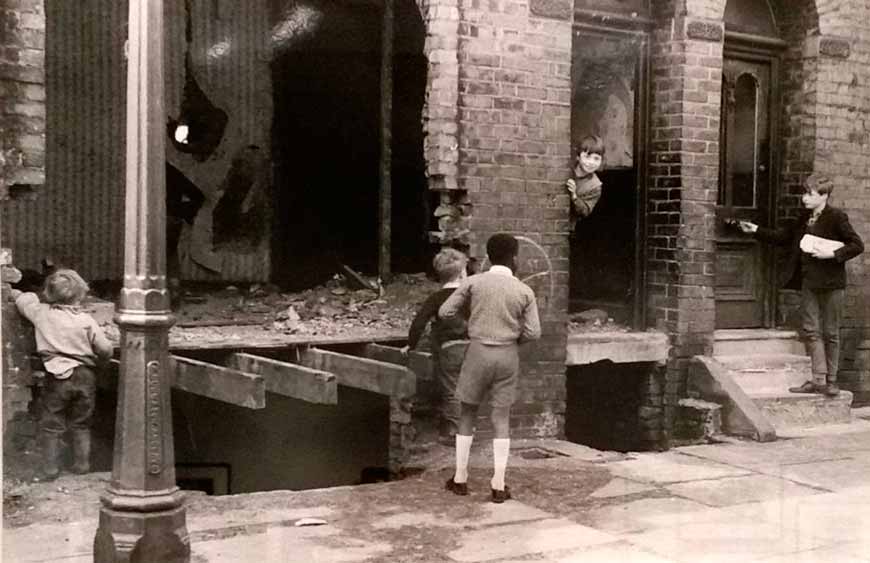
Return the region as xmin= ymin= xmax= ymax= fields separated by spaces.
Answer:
xmin=569 ymin=30 xmax=648 ymax=327
xmin=270 ymin=0 xmax=429 ymax=290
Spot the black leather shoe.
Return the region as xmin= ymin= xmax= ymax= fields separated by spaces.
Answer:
xmin=445 ymin=478 xmax=469 ymax=496
xmin=491 ymin=485 xmax=511 ymax=504
xmin=788 ymin=381 xmax=819 ymax=394
xmin=822 ymin=383 xmax=840 ymax=397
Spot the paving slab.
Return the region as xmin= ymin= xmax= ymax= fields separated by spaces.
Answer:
xmin=550 ymin=541 xmax=678 ymax=562
xmin=605 ymin=452 xmax=752 ymax=484
xmin=677 ymin=439 xmax=850 ymax=471
xmin=2 ymin=521 xmax=95 ymax=562
xmin=371 ymin=501 xmax=549 ymax=530
xmin=589 ymin=477 xmax=658 ymax=499
xmin=753 ymin=545 xmax=870 ymax=563
xmin=447 ymin=518 xmax=617 ymax=562
xmin=774 ymin=418 xmax=870 ymax=439
xmin=756 ymin=457 xmax=870 ymax=491
xmin=583 ymin=497 xmax=710 ymax=534
xmin=665 ymin=474 xmax=821 ymax=507
xmin=192 ymin=525 xmax=392 ymax=563
xmin=623 ymin=519 xmax=829 ymax=563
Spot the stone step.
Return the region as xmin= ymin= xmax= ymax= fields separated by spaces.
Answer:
xmin=713 ymin=329 xmax=804 ymax=357
xmin=715 ymin=354 xmax=811 ymax=395
xmin=753 ymin=391 xmax=853 ymax=429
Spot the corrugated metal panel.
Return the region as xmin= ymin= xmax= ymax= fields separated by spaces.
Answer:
xmin=2 ymin=0 xmax=272 ymax=282
xmin=167 ymin=0 xmax=273 ymax=282
xmin=3 ymin=0 xmax=127 ymax=279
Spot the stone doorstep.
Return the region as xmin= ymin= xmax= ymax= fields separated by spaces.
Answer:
xmin=754 ymin=390 xmax=853 ymax=429
xmin=717 ymin=353 xmax=812 ymax=395
xmin=713 ymin=329 xmax=804 ymax=357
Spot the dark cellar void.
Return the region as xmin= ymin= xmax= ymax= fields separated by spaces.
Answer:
xmin=565 ymin=362 xmax=647 ymax=452
xmin=270 ymin=0 xmax=430 ymax=290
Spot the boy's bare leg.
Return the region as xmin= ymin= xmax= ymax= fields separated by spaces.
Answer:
xmin=491 ymin=406 xmax=511 ymax=492
xmin=453 ymin=402 xmax=478 ymax=484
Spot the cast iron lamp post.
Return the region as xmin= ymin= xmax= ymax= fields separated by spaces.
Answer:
xmin=94 ymin=1 xmax=190 ymax=560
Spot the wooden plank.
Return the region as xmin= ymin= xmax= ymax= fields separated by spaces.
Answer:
xmin=228 ymin=353 xmax=337 ymax=405
xmin=299 ymin=348 xmax=415 ymax=398
xmin=363 ymin=343 xmax=433 ymax=382
xmin=169 ymin=355 xmax=265 ymax=409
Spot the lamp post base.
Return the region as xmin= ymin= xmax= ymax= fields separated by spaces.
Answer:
xmin=94 ymin=504 xmax=190 ymax=563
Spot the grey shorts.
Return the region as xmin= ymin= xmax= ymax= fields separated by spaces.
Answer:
xmin=456 ymin=341 xmax=519 ymax=408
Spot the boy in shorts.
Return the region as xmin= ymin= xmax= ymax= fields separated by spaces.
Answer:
xmin=439 ymin=233 xmax=541 ymax=503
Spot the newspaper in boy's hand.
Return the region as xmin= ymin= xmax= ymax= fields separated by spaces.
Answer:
xmin=800 ymin=234 xmax=844 ymax=255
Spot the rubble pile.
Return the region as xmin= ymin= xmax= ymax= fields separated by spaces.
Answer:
xmin=98 ymin=273 xmax=441 ymax=343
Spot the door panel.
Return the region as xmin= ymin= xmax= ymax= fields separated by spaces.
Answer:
xmin=715 ymin=56 xmax=774 ymax=329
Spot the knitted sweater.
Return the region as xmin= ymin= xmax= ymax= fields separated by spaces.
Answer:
xmin=570 ymin=172 xmax=602 ymax=218
xmin=438 ymin=265 xmax=541 ymax=346
xmin=15 ymin=293 xmax=113 ymax=377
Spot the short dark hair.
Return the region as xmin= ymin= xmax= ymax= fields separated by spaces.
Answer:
xmin=486 ymin=233 xmax=519 ymax=266
xmin=576 ymin=135 xmax=605 ymax=157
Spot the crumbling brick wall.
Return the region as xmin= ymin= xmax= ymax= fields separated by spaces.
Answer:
xmin=1 ymin=0 xmax=44 ymax=455
xmin=0 ymin=0 xmax=45 ymax=200
xmin=1 ymin=249 xmax=36 ymax=460
xmin=453 ymin=0 xmax=573 ymax=437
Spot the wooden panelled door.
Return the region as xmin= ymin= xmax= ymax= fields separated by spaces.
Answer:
xmin=714 ymin=54 xmax=777 ymax=329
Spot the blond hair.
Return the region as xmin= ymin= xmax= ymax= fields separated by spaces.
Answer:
xmin=432 ymin=248 xmax=468 ymax=283
xmin=44 ymin=269 xmax=89 ymax=305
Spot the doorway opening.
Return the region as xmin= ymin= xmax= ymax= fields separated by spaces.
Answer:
xmin=714 ymin=0 xmax=784 ymax=329
xmin=270 ymin=0 xmax=430 ymax=291
xmin=569 ymin=29 xmax=648 ymax=328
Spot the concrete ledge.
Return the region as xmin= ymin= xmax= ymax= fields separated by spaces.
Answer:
xmin=688 ymin=356 xmax=776 ymax=442
xmin=566 ymin=331 xmax=669 ymax=366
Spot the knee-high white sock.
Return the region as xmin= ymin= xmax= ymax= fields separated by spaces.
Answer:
xmin=491 ymin=438 xmax=510 ymax=490
xmin=454 ymin=434 xmax=473 ymax=483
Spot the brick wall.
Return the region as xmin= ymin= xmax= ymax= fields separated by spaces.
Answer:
xmin=770 ymin=0 xmax=870 ymax=401
xmin=1 ymin=249 xmax=36 ymax=458
xmin=0 ymin=0 xmax=45 ymax=200
xmin=647 ymin=6 xmax=723 ymax=442
xmin=455 ymin=0 xmax=572 ymax=437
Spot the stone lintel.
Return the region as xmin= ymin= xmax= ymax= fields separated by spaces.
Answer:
xmin=804 ymin=35 xmax=851 ymax=59
xmin=530 ymin=0 xmax=572 ymax=20
xmin=686 ymin=19 xmax=724 ymax=42
xmin=566 ymin=331 xmax=670 ymax=365
xmin=228 ymin=353 xmax=337 ymax=405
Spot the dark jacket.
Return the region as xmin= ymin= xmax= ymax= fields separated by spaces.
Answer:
xmin=754 ymin=205 xmax=863 ymax=290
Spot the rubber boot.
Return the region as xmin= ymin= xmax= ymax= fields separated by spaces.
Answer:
xmin=70 ymin=430 xmax=92 ymax=474
xmin=41 ymin=433 xmax=61 ymax=481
